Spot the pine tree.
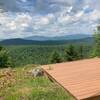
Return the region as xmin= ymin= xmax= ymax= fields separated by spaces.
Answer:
xmin=78 ymin=45 xmax=84 ymax=59
xmin=50 ymin=51 xmax=62 ymax=64
xmin=64 ymin=45 xmax=79 ymax=61
xmin=0 ymin=46 xmax=3 ymax=51
xmin=94 ymin=26 xmax=100 ymax=57
xmin=0 ymin=46 xmax=12 ymax=68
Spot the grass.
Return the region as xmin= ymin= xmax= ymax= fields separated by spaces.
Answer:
xmin=0 ymin=65 xmax=74 ymax=100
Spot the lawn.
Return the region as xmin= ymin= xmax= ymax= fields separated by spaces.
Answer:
xmin=0 ymin=65 xmax=74 ymax=100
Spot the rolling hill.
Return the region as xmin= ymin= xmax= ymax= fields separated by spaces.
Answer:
xmin=0 ymin=37 xmax=93 ymax=45
xmin=0 ymin=38 xmax=35 ymax=45
xmin=0 ymin=34 xmax=93 ymax=45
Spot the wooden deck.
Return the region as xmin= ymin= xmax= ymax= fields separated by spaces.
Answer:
xmin=42 ymin=58 xmax=100 ymax=100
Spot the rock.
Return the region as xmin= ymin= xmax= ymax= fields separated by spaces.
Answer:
xmin=31 ymin=68 xmax=44 ymax=77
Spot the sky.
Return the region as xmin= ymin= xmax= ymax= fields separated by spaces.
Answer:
xmin=0 ymin=0 xmax=100 ymax=39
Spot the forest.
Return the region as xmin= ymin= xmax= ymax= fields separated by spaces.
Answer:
xmin=0 ymin=40 xmax=94 ymax=67
xmin=5 ymin=44 xmax=92 ymax=67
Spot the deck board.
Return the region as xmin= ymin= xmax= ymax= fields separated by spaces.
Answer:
xmin=42 ymin=58 xmax=100 ymax=100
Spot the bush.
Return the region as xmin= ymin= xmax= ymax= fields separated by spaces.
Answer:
xmin=93 ymin=26 xmax=100 ymax=57
xmin=49 ymin=51 xmax=62 ymax=64
xmin=0 ymin=46 xmax=12 ymax=68
xmin=64 ymin=45 xmax=79 ymax=61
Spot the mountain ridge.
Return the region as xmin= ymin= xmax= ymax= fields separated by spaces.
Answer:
xmin=0 ymin=37 xmax=93 ymax=45
xmin=25 ymin=34 xmax=92 ymax=41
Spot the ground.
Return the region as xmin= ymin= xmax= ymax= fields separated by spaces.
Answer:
xmin=0 ymin=65 xmax=74 ymax=100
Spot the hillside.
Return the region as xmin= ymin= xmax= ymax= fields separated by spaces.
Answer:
xmin=0 ymin=37 xmax=93 ymax=45
xmin=0 ymin=65 xmax=74 ymax=100
xmin=0 ymin=38 xmax=35 ymax=45
xmin=6 ymin=43 xmax=93 ymax=67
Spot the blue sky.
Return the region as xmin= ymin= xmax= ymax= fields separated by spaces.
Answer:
xmin=0 ymin=0 xmax=100 ymax=39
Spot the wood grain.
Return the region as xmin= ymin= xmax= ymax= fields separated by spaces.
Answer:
xmin=42 ymin=58 xmax=100 ymax=100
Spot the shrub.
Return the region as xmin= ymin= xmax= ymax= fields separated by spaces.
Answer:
xmin=0 ymin=46 xmax=12 ymax=68
xmin=64 ymin=45 xmax=79 ymax=61
xmin=49 ymin=51 xmax=62 ymax=64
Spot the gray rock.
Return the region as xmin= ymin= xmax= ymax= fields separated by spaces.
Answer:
xmin=32 ymin=68 xmax=43 ymax=77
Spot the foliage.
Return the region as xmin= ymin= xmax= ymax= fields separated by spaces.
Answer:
xmin=93 ymin=26 xmax=100 ymax=57
xmin=64 ymin=44 xmax=91 ymax=61
xmin=64 ymin=45 xmax=79 ymax=61
xmin=0 ymin=46 xmax=3 ymax=51
xmin=78 ymin=45 xmax=84 ymax=59
xmin=77 ymin=45 xmax=91 ymax=59
xmin=5 ymin=44 xmax=92 ymax=67
xmin=49 ymin=51 xmax=62 ymax=64
xmin=0 ymin=46 xmax=12 ymax=68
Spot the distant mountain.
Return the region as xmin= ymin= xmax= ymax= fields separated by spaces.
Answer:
xmin=0 ymin=37 xmax=94 ymax=45
xmin=25 ymin=34 xmax=93 ymax=41
xmin=25 ymin=36 xmax=50 ymax=41
xmin=0 ymin=38 xmax=35 ymax=45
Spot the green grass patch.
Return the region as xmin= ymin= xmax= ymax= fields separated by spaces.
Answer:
xmin=0 ymin=65 xmax=74 ymax=100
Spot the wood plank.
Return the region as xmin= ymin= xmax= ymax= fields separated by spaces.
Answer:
xmin=42 ymin=58 xmax=100 ymax=100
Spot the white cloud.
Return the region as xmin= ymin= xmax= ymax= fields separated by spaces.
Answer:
xmin=67 ymin=6 xmax=73 ymax=13
xmin=89 ymin=10 xmax=100 ymax=21
xmin=6 ymin=21 xmax=17 ymax=30
xmin=0 ymin=0 xmax=100 ymax=39
xmin=0 ymin=12 xmax=33 ymax=39
xmin=37 ymin=17 xmax=49 ymax=25
xmin=75 ymin=11 xmax=84 ymax=18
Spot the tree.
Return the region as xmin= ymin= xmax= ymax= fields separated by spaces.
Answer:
xmin=64 ymin=45 xmax=79 ymax=61
xmin=93 ymin=26 xmax=100 ymax=57
xmin=78 ymin=45 xmax=85 ymax=59
xmin=49 ymin=51 xmax=62 ymax=64
xmin=0 ymin=46 xmax=12 ymax=68
xmin=0 ymin=46 xmax=3 ymax=51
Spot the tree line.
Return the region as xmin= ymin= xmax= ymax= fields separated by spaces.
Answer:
xmin=50 ymin=45 xmax=87 ymax=63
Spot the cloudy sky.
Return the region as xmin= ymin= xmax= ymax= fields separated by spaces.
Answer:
xmin=0 ymin=0 xmax=100 ymax=39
